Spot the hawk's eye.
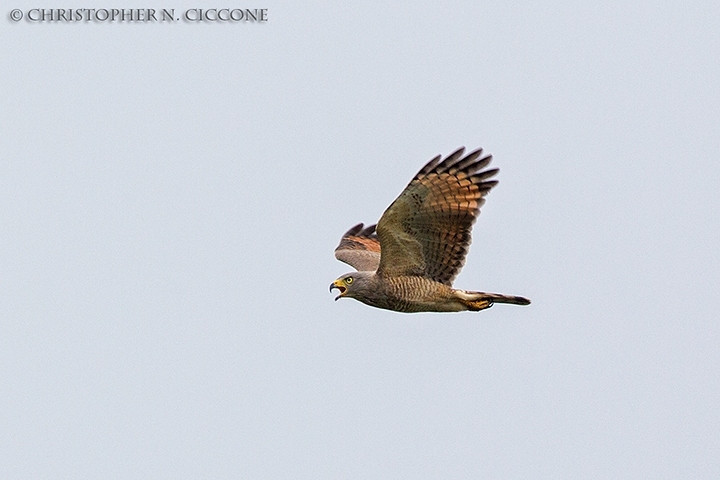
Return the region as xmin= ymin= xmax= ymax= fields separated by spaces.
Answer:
xmin=346 ymin=277 xmax=353 ymax=284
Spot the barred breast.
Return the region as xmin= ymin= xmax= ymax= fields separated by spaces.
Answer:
xmin=380 ymin=275 xmax=464 ymax=313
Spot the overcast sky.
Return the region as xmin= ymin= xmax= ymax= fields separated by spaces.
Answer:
xmin=2 ymin=1 xmax=719 ymax=478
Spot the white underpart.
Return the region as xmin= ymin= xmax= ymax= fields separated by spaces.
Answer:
xmin=454 ymin=289 xmax=478 ymax=300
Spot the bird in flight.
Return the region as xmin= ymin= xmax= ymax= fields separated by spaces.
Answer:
xmin=330 ymin=147 xmax=530 ymax=313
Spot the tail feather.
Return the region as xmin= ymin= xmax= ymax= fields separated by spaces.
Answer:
xmin=454 ymin=289 xmax=531 ymax=312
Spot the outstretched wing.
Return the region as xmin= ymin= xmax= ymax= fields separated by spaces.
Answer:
xmin=334 ymin=223 xmax=381 ymax=272
xmin=376 ymin=147 xmax=498 ymax=285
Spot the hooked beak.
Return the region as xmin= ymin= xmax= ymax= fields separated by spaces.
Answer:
xmin=329 ymin=280 xmax=346 ymax=301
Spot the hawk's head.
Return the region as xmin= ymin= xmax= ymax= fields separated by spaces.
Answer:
xmin=329 ymin=271 xmax=373 ymax=301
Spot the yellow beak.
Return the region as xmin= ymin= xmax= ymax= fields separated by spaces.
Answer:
xmin=329 ymin=279 xmax=347 ymax=300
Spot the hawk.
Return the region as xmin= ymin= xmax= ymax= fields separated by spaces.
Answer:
xmin=330 ymin=147 xmax=530 ymax=313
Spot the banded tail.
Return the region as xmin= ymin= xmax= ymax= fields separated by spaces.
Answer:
xmin=454 ymin=289 xmax=531 ymax=312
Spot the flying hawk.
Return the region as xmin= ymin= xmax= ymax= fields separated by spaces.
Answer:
xmin=330 ymin=147 xmax=530 ymax=313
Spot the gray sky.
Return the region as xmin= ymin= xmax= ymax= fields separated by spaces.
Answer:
xmin=2 ymin=1 xmax=719 ymax=478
